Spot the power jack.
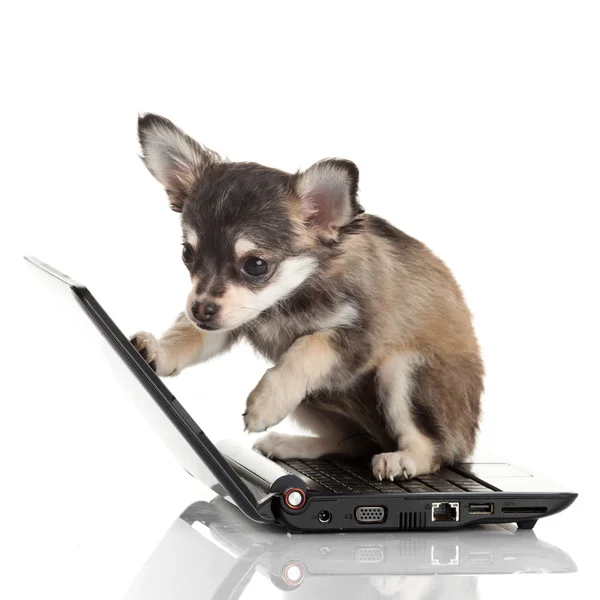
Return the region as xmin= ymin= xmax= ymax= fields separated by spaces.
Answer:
xmin=318 ymin=510 xmax=332 ymax=524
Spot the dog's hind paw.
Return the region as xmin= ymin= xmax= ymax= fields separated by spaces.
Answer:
xmin=253 ymin=433 xmax=328 ymax=460
xmin=371 ymin=451 xmax=421 ymax=481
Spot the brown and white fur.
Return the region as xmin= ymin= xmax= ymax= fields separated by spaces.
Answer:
xmin=131 ymin=114 xmax=484 ymax=481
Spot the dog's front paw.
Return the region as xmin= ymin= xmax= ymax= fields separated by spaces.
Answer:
xmin=130 ymin=331 xmax=174 ymax=376
xmin=243 ymin=371 xmax=290 ymax=433
xmin=130 ymin=331 xmax=159 ymax=370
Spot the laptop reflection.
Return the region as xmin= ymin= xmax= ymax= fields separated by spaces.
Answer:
xmin=126 ymin=495 xmax=576 ymax=599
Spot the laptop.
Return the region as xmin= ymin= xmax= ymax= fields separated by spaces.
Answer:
xmin=126 ymin=496 xmax=576 ymax=598
xmin=26 ymin=256 xmax=577 ymax=532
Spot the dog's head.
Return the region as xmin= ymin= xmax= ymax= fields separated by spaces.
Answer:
xmin=138 ymin=114 xmax=362 ymax=331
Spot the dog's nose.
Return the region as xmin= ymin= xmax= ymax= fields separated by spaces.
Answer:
xmin=203 ymin=302 xmax=219 ymax=317
xmin=192 ymin=301 xmax=220 ymax=321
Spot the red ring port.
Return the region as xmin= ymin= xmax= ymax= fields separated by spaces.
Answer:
xmin=283 ymin=561 xmax=305 ymax=586
xmin=283 ymin=487 xmax=306 ymax=510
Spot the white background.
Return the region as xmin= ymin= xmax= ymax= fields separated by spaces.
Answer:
xmin=1 ymin=1 xmax=599 ymax=598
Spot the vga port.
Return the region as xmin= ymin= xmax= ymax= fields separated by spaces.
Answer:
xmin=355 ymin=546 xmax=385 ymax=563
xmin=355 ymin=506 xmax=387 ymax=523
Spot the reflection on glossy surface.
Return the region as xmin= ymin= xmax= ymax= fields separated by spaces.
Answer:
xmin=126 ymin=496 xmax=576 ymax=599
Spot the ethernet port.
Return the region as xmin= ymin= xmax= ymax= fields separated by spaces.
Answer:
xmin=431 ymin=544 xmax=459 ymax=566
xmin=431 ymin=502 xmax=460 ymax=522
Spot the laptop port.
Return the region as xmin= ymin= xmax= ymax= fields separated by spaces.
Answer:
xmin=431 ymin=502 xmax=460 ymax=522
xmin=468 ymin=552 xmax=493 ymax=565
xmin=355 ymin=506 xmax=387 ymax=523
xmin=355 ymin=546 xmax=385 ymax=563
xmin=468 ymin=503 xmax=494 ymax=515
xmin=317 ymin=510 xmax=332 ymax=524
xmin=501 ymin=506 xmax=547 ymax=514
xmin=431 ymin=544 xmax=459 ymax=565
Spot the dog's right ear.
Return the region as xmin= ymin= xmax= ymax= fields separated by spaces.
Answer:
xmin=138 ymin=114 xmax=221 ymax=212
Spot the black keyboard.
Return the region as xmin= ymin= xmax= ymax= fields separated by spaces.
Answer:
xmin=279 ymin=458 xmax=493 ymax=494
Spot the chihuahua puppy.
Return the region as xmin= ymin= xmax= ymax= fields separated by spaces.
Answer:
xmin=131 ymin=114 xmax=484 ymax=480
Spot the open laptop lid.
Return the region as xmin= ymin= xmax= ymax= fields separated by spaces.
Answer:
xmin=24 ymin=256 xmax=278 ymax=523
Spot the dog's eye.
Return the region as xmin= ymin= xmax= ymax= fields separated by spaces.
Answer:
xmin=182 ymin=243 xmax=194 ymax=264
xmin=242 ymin=257 xmax=268 ymax=277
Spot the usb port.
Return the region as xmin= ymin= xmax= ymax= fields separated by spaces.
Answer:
xmin=468 ymin=552 xmax=493 ymax=565
xmin=468 ymin=503 xmax=494 ymax=515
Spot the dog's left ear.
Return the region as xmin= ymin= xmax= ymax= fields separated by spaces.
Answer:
xmin=138 ymin=113 xmax=221 ymax=212
xmin=295 ymin=159 xmax=363 ymax=240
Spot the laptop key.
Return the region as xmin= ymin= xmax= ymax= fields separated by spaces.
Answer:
xmin=403 ymin=484 xmax=435 ymax=492
xmin=373 ymin=483 xmax=402 ymax=492
xmin=431 ymin=485 xmax=464 ymax=493
xmin=352 ymin=484 xmax=378 ymax=492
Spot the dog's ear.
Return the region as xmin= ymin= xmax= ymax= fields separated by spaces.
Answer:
xmin=295 ymin=159 xmax=362 ymax=240
xmin=138 ymin=113 xmax=221 ymax=212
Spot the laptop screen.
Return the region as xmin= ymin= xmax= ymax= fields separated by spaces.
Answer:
xmin=25 ymin=257 xmax=268 ymax=521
